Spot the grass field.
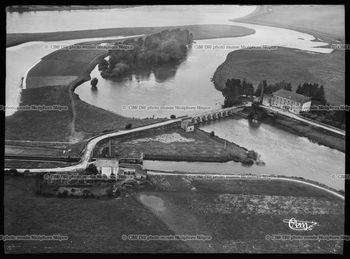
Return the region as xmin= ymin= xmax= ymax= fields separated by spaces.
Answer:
xmin=26 ymin=76 xmax=79 ymax=89
xmin=5 ymin=144 xmax=70 ymax=157
xmin=4 ymin=174 xmax=344 ymax=253
xmin=5 ymin=84 xmax=163 ymax=142
xmin=234 ymin=5 xmax=344 ymax=43
xmin=26 ymin=42 xmax=108 ymax=89
xmin=139 ymin=175 xmax=344 ymax=253
xmin=4 ymin=176 xmax=192 ymax=253
xmin=213 ymin=47 xmax=345 ymax=105
xmin=73 ymin=91 xmax=164 ymax=136
xmin=94 ymin=126 xmax=251 ymax=163
xmin=4 ymin=160 xmax=78 ymax=169
xmin=5 ymin=85 xmax=73 ymax=141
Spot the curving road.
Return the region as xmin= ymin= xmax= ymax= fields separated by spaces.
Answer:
xmin=6 ymin=118 xmax=182 ymax=173
xmin=6 ymin=110 xmax=345 ymax=199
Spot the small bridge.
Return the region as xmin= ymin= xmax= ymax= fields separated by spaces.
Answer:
xmin=189 ymin=104 xmax=248 ymax=124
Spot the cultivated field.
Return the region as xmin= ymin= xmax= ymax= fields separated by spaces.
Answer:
xmin=139 ymin=175 xmax=344 ymax=253
xmin=4 ymin=176 xmax=192 ymax=253
xmin=4 ymin=174 xmax=343 ymax=253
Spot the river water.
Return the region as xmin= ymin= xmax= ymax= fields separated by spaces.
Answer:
xmin=75 ymin=31 xmax=331 ymax=119
xmin=6 ymin=6 xmax=344 ymax=190
xmin=144 ymin=118 xmax=345 ymax=191
xmin=6 ymin=5 xmax=256 ymax=33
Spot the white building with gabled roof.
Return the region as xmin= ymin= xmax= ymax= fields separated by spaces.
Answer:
xmin=270 ymin=89 xmax=312 ymax=114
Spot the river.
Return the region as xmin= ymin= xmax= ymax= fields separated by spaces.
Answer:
xmin=144 ymin=118 xmax=345 ymax=191
xmin=6 ymin=5 xmax=256 ymax=33
xmin=6 ymin=6 xmax=344 ymax=191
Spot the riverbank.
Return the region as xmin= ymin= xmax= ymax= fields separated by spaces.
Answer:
xmin=238 ymin=107 xmax=345 ymax=153
xmin=7 ymin=24 xmax=255 ymax=47
xmin=6 ymin=5 xmax=139 ymax=13
xmin=5 ymin=38 xmax=164 ymax=143
xmin=93 ymin=125 xmax=257 ymax=165
xmin=233 ymin=5 xmax=344 ymax=43
xmin=6 ymin=32 xmax=258 ymax=167
xmin=264 ymin=113 xmax=345 ymax=153
xmin=212 ymin=47 xmax=344 ymax=105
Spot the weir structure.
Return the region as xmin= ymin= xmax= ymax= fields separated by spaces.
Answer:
xmin=188 ymin=104 xmax=248 ymax=125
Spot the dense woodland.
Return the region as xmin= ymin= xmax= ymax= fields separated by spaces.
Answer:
xmin=99 ymin=29 xmax=193 ymax=79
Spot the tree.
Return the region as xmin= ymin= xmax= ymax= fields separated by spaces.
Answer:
xmin=222 ymin=78 xmax=242 ymax=107
xmin=254 ymin=80 xmax=267 ymax=96
xmin=254 ymin=83 xmax=262 ymax=97
xmin=86 ymin=164 xmax=98 ymax=175
xmin=111 ymin=62 xmax=130 ymax=77
xmin=275 ymin=80 xmax=292 ymax=91
xmin=98 ymin=59 xmax=109 ymax=71
xmin=105 ymin=29 xmax=192 ymax=78
xmin=137 ymin=37 xmax=144 ymax=46
xmin=91 ymin=78 xmax=98 ymax=87
xmin=296 ymin=84 xmax=302 ymax=94
xmin=314 ymin=85 xmax=326 ymax=104
xmin=9 ymin=168 xmax=18 ymax=175
xmin=125 ymin=123 xmax=132 ymax=129
xmin=297 ymin=82 xmax=326 ymax=105
xmin=242 ymin=79 xmax=254 ymax=96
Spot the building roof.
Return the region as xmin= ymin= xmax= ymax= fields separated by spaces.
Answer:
xmin=181 ymin=119 xmax=194 ymax=127
xmin=94 ymin=159 xmax=119 ymax=168
xmin=272 ymin=89 xmax=311 ymax=104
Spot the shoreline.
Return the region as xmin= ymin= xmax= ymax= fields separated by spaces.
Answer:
xmin=6 ymin=24 xmax=255 ymax=48
xmin=237 ymin=108 xmax=345 ymax=153
xmin=5 ymin=37 xmax=165 ymax=143
xmin=6 ymin=27 xmax=344 ymax=173
xmin=233 ymin=5 xmax=344 ymax=44
xmin=264 ymin=114 xmax=345 ymax=153
xmin=94 ymin=125 xmax=255 ymax=165
xmin=6 ymin=5 xmax=140 ymax=13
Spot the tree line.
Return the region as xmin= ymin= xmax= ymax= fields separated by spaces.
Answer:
xmin=222 ymin=78 xmax=344 ymax=129
xmin=222 ymin=78 xmax=327 ymax=106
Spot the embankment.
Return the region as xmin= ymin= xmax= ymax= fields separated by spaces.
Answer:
xmin=263 ymin=113 xmax=345 ymax=153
